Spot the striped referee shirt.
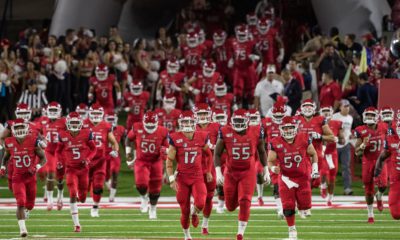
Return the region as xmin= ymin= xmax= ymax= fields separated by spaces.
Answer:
xmin=18 ymin=89 xmax=48 ymax=110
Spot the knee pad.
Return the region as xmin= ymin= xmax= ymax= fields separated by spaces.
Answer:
xmin=149 ymin=193 xmax=160 ymax=205
xmin=217 ymin=186 xmax=224 ymax=197
xmin=78 ymin=193 xmax=87 ymax=203
xmin=273 ymin=184 xmax=279 ymax=198
xmin=136 ymin=185 xmax=148 ymax=195
xmin=283 ymin=209 xmax=295 ymax=217
xmin=378 ymin=187 xmax=386 ymax=193
xmin=257 ymin=174 xmax=264 ymax=184
xmin=93 ymin=188 xmax=103 ymax=195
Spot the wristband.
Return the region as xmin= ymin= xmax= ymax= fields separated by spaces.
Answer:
xmin=270 ymin=166 xmax=278 ymax=173
xmin=360 ymin=143 xmax=366 ymax=150
xmin=312 ymin=162 xmax=318 ymax=173
xmin=36 ymin=164 xmax=42 ymax=170
xmin=117 ymin=92 xmax=122 ymax=100
xmin=125 ymin=146 xmax=132 ymax=155
xmin=168 ymin=175 xmax=176 ymax=183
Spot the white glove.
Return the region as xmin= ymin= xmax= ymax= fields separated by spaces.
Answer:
xmin=333 ymin=136 xmax=339 ymax=143
xmin=109 ymin=150 xmax=119 ymax=158
xmin=263 ymin=166 xmax=271 ymax=185
xmin=38 ymin=139 xmax=48 ymax=149
xmin=256 ymin=62 xmax=263 ymax=75
xmin=88 ymin=93 xmax=94 ymax=102
xmin=124 ymin=107 xmax=131 ymax=112
xmin=232 ymin=104 xmax=239 ymax=111
xmin=311 ymin=162 xmax=320 ymax=179
xmin=171 ymin=82 xmax=182 ymax=91
xmin=227 ymin=58 xmax=234 ymax=68
xmin=309 ymin=132 xmax=322 ymax=140
xmin=276 ymin=48 xmax=284 ymax=63
xmin=126 ymin=158 xmax=136 ymax=168
xmin=216 ymin=166 xmax=224 ymax=185
xmin=36 ymin=164 xmax=42 ymax=171
xmin=248 ymin=54 xmax=260 ymax=62
xmin=156 ymin=88 xmax=162 ymax=101
xmin=189 ymin=86 xmax=200 ymax=95
xmin=271 ymin=166 xmax=279 ymax=174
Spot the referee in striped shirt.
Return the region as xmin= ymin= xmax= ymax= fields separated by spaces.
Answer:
xmin=18 ymin=79 xmax=48 ymax=118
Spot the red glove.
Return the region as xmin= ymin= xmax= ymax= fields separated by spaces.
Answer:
xmin=0 ymin=167 xmax=6 ymax=177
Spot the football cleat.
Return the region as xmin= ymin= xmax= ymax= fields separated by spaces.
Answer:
xmin=258 ymin=197 xmax=264 ymax=206
xmin=149 ymin=207 xmax=157 ymax=219
xmin=74 ymin=225 xmax=81 ymax=232
xmin=376 ymin=200 xmax=384 ymax=212
xmin=201 ymin=227 xmax=209 ymax=235
xmin=327 ymin=200 xmax=332 ymax=207
xmin=57 ymin=199 xmax=63 ymax=210
xmin=304 ymin=209 xmax=312 ymax=217
xmin=47 ymin=202 xmax=53 ymax=211
xmin=236 ymin=233 xmax=243 ymax=240
xmin=140 ymin=197 xmax=149 ymax=213
xmin=90 ymin=208 xmax=99 ymax=217
xmin=191 ymin=213 xmax=199 ymax=228
xmin=24 ymin=210 xmax=30 ymax=219
xmin=320 ymin=188 xmax=327 ymax=199
xmin=368 ymin=217 xmax=375 ymax=224
xmin=216 ymin=206 xmax=224 ymax=214
xmin=289 ymin=228 xmax=298 ymax=240
xmin=277 ymin=211 xmax=284 ymax=219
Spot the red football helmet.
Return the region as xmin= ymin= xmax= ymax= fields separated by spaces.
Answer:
xmin=15 ymin=103 xmax=32 ymax=122
xmin=231 ymin=109 xmax=249 ymax=132
xmin=319 ymin=105 xmax=333 ymax=120
xmin=95 ymin=64 xmax=108 ymax=81
xmin=213 ymin=81 xmax=227 ymax=97
xmin=257 ymin=17 xmax=272 ymax=35
xmin=212 ymin=108 xmax=228 ymax=126
xmin=300 ymin=99 xmax=316 ymax=117
xmin=248 ymin=109 xmax=261 ymax=126
xmin=246 ymin=12 xmax=258 ymax=26
xmin=362 ymin=107 xmax=379 ymax=125
xmin=202 ymin=59 xmax=216 ymax=78
xmin=235 ymin=24 xmax=249 ymax=43
xmin=213 ymin=29 xmax=227 ymax=47
xmin=163 ymin=93 xmax=176 ymax=111
xmin=178 ymin=111 xmax=196 ymax=132
xmin=89 ymin=103 xmax=104 ymax=124
xmin=129 ymin=80 xmax=143 ymax=96
xmin=66 ymin=112 xmax=83 ymax=132
xmin=143 ymin=111 xmax=158 ymax=134
xmin=380 ymin=106 xmax=394 ymax=123
xmin=193 ymin=103 xmax=212 ymax=124
xmin=76 ymin=103 xmax=89 ymax=119
xmin=279 ymin=116 xmax=298 ymax=140
xmin=11 ymin=118 xmax=29 ymax=138
xmin=186 ymin=32 xmax=199 ymax=48
xmin=104 ymin=113 xmax=118 ymax=126
xmin=47 ymin=101 xmax=62 ymax=119
xmin=272 ymin=102 xmax=286 ymax=124
xmin=166 ymin=57 xmax=180 ymax=75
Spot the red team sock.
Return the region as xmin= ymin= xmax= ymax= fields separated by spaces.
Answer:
xmin=285 ymin=215 xmax=295 ymax=227
xmin=93 ymin=194 xmax=101 ymax=203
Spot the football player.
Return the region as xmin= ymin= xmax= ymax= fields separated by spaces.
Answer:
xmin=180 ymin=32 xmax=205 ymax=78
xmin=123 ymin=80 xmax=150 ymax=130
xmin=375 ymin=120 xmax=400 ymax=220
xmin=154 ymin=94 xmax=182 ymax=132
xmin=0 ymin=119 xmax=47 ymax=237
xmin=267 ymin=116 xmax=319 ymax=240
xmin=85 ymin=104 xmax=119 ymax=217
xmin=355 ymin=107 xmax=387 ymax=222
xmin=208 ymin=81 xmax=235 ymax=119
xmin=125 ymin=111 xmax=168 ymax=219
xmin=166 ymin=111 xmax=212 ymax=240
xmin=88 ymin=64 xmax=122 ymax=114
xmin=104 ymin=113 xmax=126 ymax=202
xmin=76 ymin=103 xmax=89 ymax=120
xmin=211 ymin=29 xmax=232 ymax=84
xmin=214 ymin=109 xmax=270 ymax=240
xmin=319 ymin=105 xmax=344 ymax=205
xmin=56 ymin=112 xmax=97 ymax=232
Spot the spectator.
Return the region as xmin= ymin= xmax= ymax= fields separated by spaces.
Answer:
xmin=288 ymin=57 xmax=305 ymax=90
xmin=18 ymin=79 xmax=48 ymax=118
xmin=314 ymin=43 xmax=347 ymax=82
xmin=342 ymin=34 xmax=362 ymax=63
xmin=281 ymin=69 xmax=302 ymax=114
xmin=353 ymin=72 xmax=377 ymax=115
xmin=254 ymin=65 xmax=284 ymax=117
xmin=109 ymin=25 xmax=123 ymax=45
xmin=332 ymin=99 xmax=354 ymax=195
xmin=319 ymin=70 xmax=342 ymax=111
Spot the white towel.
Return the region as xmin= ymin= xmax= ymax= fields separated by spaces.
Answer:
xmin=281 ymin=175 xmax=299 ymax=189
xmin=325 ymin=154 xmax=335 ymax=170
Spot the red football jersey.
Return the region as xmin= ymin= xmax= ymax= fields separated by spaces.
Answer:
xmin=256 ymin=28 xmax=278 ymax=65
xmin=296 ymin=115 xmax=327 ymax=157
xmin=230 ymin=39 xmax=256 ymax=68
xmin=90 ymin=74 xmax=116 ymax=107
xmin=262 ymin=117 xmax=281 ymax=145
xmin=325 ymin=120 xmax=342 ymax=154
xmin=194 ymin=72 xmax=221 ymax=96
xmin=34 ymin=116 xmax=50 ymax=128
xmin=127 ymin=122 xmax=169 ymax=162
xmin=355 ymin=124 xmax=386 ymax=163
xmin=86 ymin=120 xmax=112 ymax=160
xmin=269 ymin=132 xmax=311 ymax=179
xmin=384 ymin=134 xmax=400 ymax=182
xmin=219 ymin=125 xmax=263 ymax=172
xmin=212 ymin=43 xmax=232 ymax=71
xmin=159 ymin=70 xmax=185 ymax=95
xmin=154 ymin=108 xmax=181 ymax=132
xmin=42 ymin=118 xmax=66 ymax=153
xmin=181 ymin=45 xmax=205 ymax=74
xmin=197 ymin=122 xmax=220 ymax=173
xmin=168 ymin=131 xmax=208 ymax=178
xmin=123 ymin=91 xmax=150 ymax=122
xmin=208 ymin=92 xmax=234 ymax=118
xmin=57 ymin=129 xmax=96 ymax=169
xmin=105 ymin=125 xmax=126 ymax=154
xmin=4 ymin=135 xmax=39 ymax=176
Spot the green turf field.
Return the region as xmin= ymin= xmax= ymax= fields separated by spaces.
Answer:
xmin=0 ymin=208 xmax=397 ymax=239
